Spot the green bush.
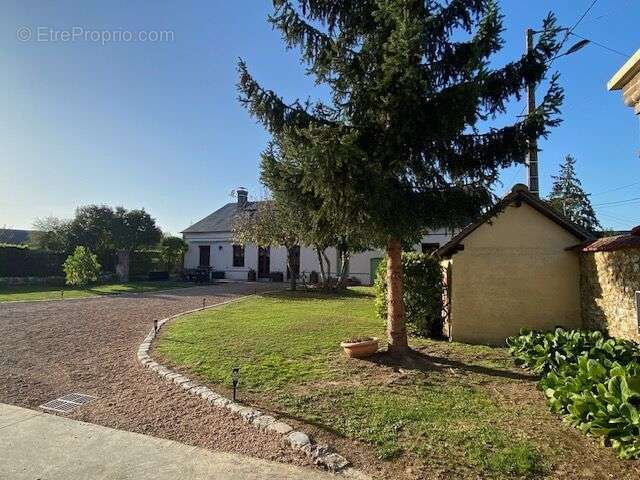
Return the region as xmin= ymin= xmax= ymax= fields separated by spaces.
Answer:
xmin=63 ymin=246 xmax=101 ymax=287
xmin=507 ymin=328 xmax=640 ymax=459
xmin=374 ymin=252 xmax=444 ymax=338
xmin=506 ymin=328 xmax=640 ymax=376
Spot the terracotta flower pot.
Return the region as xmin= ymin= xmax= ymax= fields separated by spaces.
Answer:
xmin=340 ymin=338 xmax=379 ymax=358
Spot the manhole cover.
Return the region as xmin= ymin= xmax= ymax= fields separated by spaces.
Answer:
xmin=40 ymin=393 xmax=96 ymax=414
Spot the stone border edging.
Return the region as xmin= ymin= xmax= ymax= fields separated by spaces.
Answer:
xmin=137 ymin=293 xmax=364 ymax=477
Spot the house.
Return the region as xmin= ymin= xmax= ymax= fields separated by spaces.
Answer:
xmin=182 ymin=187 xmax=453 ymax=285
xmin=580 ymin=227 xmax=640 ymax=343
xmin=437 ymin=184 xmax=594 ymax=345
xmin=608 ymin=48 xmax=640 ymax=114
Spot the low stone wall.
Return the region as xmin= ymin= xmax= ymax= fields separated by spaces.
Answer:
xmin=580 ymin=250 xmax=640 ymax=342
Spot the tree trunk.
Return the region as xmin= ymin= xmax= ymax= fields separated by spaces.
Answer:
xmin=321 ymin=250 xmax=332 ymax=289
xmin=315 ymin=247 xmax=326 ymax=286
xmin=386 ymin=237 xmax=409 ymax=356
xmin=336 ymin=251 xmax=350 ymax=289
xmin=286 ymin=247 xmax=297 ymax=291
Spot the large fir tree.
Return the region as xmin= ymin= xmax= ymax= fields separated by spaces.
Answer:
xmin=238 ymin=0 xmax=564 ymax=355
xmin=548 ymin=155 xmax=601 ymax=232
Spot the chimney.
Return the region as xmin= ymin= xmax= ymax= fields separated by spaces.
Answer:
xmin=237 ymin=187 xmax=248 ymax=206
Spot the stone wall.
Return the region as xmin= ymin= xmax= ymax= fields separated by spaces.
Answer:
xmin=580 ymin=250 xmax=640 ymax=342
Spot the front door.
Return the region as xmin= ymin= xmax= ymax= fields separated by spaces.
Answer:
xmin=258 ymin=246 xmax=270 ymax=278
xmin=199 ymin=245 xmax=211 ymax=267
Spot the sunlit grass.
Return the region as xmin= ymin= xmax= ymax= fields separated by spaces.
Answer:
xmin=157 ymin=287 xmax=550 ymax=477
xmin=0 ymin=280 xmax=191 ymax=302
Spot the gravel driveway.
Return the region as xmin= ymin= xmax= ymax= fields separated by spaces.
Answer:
xmin=0 ymin=282 xmax=311 ymax=467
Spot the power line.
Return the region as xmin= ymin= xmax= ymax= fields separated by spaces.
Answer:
xmin=569 ymin=0 xmax=601 ymax=33
xmin=591 ymin=180 xmax=640 ymax=196
xmin=516 ymin=0 xmax=601 ymax=118
xmin=593 ymin=196 xmax=640 ymax=207
xmin=569 ymin=31 xmax=630 ymax=58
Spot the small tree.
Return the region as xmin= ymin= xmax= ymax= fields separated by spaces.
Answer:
xmin=232 ymin=199 xmax=304 ymax=290
xmin=260 ymin=139 xmax=371 ymax=289
xmin=374 ymin=253 xmax=444 ymax=338
xmin=548 ymin=155 xmax=601 ymax=232
xmin=112 ymin=207 xmax=163 ymax=253
xmin=32 ymin=216 xmax=72 ymax=252
xmin=63 ymin=246 xmax=101 ymax=287
xmin=161 ymin=236 xmax=188 ymax=273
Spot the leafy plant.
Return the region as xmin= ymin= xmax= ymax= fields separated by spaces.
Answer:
xmin=508 ymin=328 xmax=640 ymax=459
xmin=160 ymin=236 xmax=188 ymax=273
xmin=374 ymin=252 xmax=444 ymax=338
xmin=63 ymin=246 xmax=101 ymax=287
xmin=507 ymin=328 xmax=640 ymax=376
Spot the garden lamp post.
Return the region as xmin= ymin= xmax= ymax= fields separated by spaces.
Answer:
xmin=232 ymin=367 xmax=239 ymax=402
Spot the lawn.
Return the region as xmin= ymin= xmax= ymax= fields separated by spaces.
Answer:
xmin=0 ymin=280 xmax=192 ymax=302
xmin=156 ymin=288 xmax=632 ymax=480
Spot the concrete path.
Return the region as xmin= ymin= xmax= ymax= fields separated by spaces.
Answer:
xmin=0 ymin=403 xmax=336 ymax=480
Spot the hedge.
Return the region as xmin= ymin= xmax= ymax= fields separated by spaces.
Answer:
xmin=0 ymin=246 xmax=164 ymax=279
xmin=374 ymin=252 xmax=444 ymax=338
xmin=0 ymin=246 xmax=65 ymax=277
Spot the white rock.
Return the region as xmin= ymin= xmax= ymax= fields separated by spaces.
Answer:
xmin=287 ymin=431 xmax=311 ymax=448
xmin=266 ymin=421 xmax=293 ymax=435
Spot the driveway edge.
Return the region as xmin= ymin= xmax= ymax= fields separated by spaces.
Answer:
xmin=138 ymin=293 xmax=365 ymax=478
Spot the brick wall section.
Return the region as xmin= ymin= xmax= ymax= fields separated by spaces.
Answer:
xmin=580 ymin=250 xmax=640 ymax=342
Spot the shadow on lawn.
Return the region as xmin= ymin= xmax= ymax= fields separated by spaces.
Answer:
xmin=365 ymin=349 xmax=538 ymax=382
xmin=260 ymin=288 xmax=374 ymax=302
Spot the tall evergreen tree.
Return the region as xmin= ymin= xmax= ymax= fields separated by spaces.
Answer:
xmin=548 ymin=155 xmax=601 ymax=232
xmin=238 ymin=0 xmax=564 ymax=355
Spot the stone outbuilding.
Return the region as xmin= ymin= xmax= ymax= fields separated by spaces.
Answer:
xmin=579 ymin=227 xmax=640 ymax=342
xmin=437 ymin=184 xmax=594 ymax=345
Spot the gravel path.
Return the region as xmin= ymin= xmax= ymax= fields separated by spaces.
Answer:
xmin=0 ymin=282 xmax=312 ymax=468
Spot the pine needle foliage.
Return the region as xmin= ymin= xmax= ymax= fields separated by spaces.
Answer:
xmin=548 ymin=155 xmax=601 ymax=233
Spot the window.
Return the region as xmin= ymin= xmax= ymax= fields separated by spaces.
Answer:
xmin=421 ymin=242 xmax=440 ymax=254
xmin=232 ymin=245 xmax=245 ymax=267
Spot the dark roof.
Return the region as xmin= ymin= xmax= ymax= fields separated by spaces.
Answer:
xmin=0 ymin=228 xmax=38 ymax=245
xmin=181 ymin=201 xmax=261 ymax=234
xmin=436 ymin=184 xmax=595 ymax=258
xmin=579 ymin=226 xmax=640 ymax=252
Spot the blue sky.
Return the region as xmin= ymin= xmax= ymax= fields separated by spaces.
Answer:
xmin=1 ymin=1 xmax=638 ymax=233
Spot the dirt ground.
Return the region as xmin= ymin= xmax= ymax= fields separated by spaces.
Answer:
xmin=0 ymin=283 xmax=314 ymax=469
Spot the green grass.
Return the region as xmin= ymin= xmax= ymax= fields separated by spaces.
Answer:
xmin=157 ymin=288 xmax=550 ymax=478
xmin=0 ymin=280 xmax=192 ymax=302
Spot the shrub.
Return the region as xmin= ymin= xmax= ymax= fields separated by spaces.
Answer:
xmin=0 ymin=246 xmax=65 ymax=277
xmin=63 ymin=246 xmax=101 ymax=287
xmin=160 ymin=236 xmax=188 ymax=273
xmin=506 ymin=328 xmax=640 ymax=376
xmin=374 ymin=252 xmax=443 ymax=338
xmin=507 ymin=328 xmax=640 ymax=459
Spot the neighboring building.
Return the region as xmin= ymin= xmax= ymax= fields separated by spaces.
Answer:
xmin=608 ymin=48 xmax=640 ymax=114
xmin=437 ymin=184 xmax=594 ymax=345
xmin=182 ymin=188 xmax=453 ymax=285
xmin=580 ymin=227 xmax=640 ymax=343
xmin=0 ymin=229 xmax=37 ymax=245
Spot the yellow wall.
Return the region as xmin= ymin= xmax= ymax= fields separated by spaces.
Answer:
xmin=449 ymin=202 xmax=583 ymax=345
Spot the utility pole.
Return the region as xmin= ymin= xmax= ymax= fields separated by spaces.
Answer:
xmin=526 ymin=28 xmax=539 ymax=197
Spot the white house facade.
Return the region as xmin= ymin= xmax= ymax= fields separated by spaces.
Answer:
xmin=182 ymin=188 xmax=454 ymax=285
